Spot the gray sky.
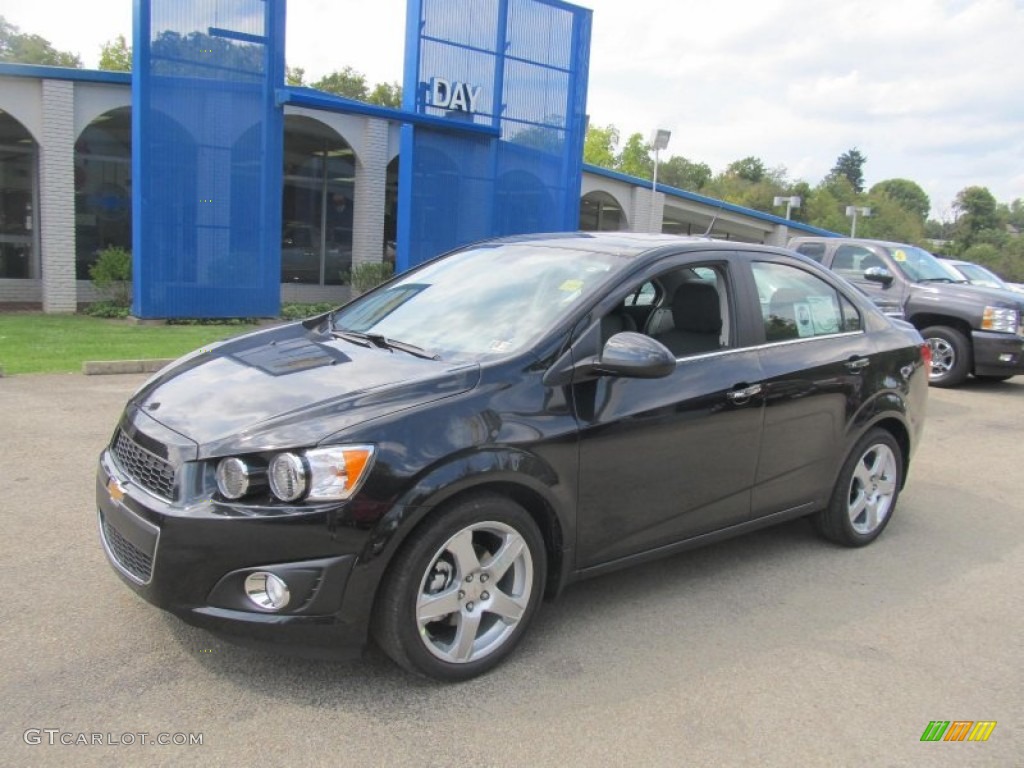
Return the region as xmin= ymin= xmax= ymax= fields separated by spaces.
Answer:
xmin=5 ymin=0 xmax=1022 ymax=218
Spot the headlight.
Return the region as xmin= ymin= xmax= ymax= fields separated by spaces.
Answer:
xmin=217 ymin=445 xmax=377 ymax=504
xmin=216 ymin=457 xmax=264 ymax=499
xmin=981 ymin=306 xmax=1019 ymax=333
xmin=303 ymin=445 xmax=376 ymax=501
xmin=268 ymin=453 xmax=308 ymax=502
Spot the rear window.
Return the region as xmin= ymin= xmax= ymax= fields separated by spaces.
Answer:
xmin=794 ymin=243 xmax=826 ymax=263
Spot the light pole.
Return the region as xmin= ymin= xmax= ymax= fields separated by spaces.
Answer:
xmin=649 ymin=128 xmax=671 ymax=233
xmin=770 ymin=195 xmax=802 ymax=219
xmin=846 ymin=205 xmax=871 ymax=237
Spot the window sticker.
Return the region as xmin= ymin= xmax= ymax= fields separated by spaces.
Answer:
xmin=806 ymin=295 xmax=840 ymax=334
xmin=893 ymin=249 xmax=907 ymax=262
xmin=559 ymin=279 xmax=584 ymax=293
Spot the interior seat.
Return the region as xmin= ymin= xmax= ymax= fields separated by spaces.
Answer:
xmin=653 ymin=283 xmax=722 ymax=356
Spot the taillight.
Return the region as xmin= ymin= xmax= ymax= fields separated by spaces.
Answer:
xmin=920 ymin=342 xmax=932 ymax=369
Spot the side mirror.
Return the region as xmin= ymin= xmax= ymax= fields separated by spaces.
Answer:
xmin=864 ymin=266 xmax=894 ymax=286
xmin=595 ymin=332 xmax=676 ymax=379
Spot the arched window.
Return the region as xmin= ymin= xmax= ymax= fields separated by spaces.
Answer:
xmin=75 ymin=107 xmax=132 ymax=279
xmin=579 ymin=191 xmax=625 ymax=232
xmin=282 ymin=116 xmax=356 ymax=286
xmin=0 ymin=110 xmax=38 ymax=279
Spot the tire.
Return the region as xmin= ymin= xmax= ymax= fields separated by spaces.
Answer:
xmin=921 ymin=325 xmax=971 ymax=388
xmin=372 ymin=494 xmax=546 ymax=681
xmin=814 ymin=428 xmax=903 ymax=547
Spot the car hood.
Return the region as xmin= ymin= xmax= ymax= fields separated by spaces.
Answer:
xmin=915 ymin=281 xmax=1024 ymax=308
xmin=131 ymin=322 xmax=480 ymax=457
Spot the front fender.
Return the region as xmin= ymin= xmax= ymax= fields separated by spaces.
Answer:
xmin=361 ymin=446 xmax=572 ymax=567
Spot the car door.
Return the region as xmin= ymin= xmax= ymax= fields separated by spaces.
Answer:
xmin=745 ymin=258 xmax=876 ymax=517
xmin=827 ymin=243 xmax=908 ymax=316
xmin=573 ymin=254 xmax=766 ymax=570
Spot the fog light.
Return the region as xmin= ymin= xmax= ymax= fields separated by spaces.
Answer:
xmin=999 ymin=353 xmax=1014 ymax=363
xmin=244 ymin=572 xmax=290 ymax=610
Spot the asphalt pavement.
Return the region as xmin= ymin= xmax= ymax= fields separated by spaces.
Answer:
xmin=0 ymin=372 xmax=1020 ymax=767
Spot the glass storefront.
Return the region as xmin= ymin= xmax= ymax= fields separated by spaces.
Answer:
xmin=282 ymin=116 xmax=355 ymax=285
xmin=75 ymin=108 xmax=132 ymax=279
xmin=0 ymin=110 xmax=38 ymax=279
xmin=579 ymin=191 xmax=623 ymax=231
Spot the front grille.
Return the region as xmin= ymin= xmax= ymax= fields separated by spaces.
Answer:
xmin=100 ymin=512 xmax=154 ymax=583
xmin=112 ymin=429 xmax=176 ymax=500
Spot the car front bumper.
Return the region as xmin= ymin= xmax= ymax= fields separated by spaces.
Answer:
xmin=96 ymin=451 xmax=382 ymax=658
xmin=971 ymin=330 xmax=1024 ymax=377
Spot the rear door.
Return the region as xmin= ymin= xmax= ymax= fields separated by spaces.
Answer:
xmin=744 ymin=257 xmax=877 ymax=517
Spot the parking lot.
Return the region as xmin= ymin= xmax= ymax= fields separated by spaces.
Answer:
xmin=1 ymin=372 xmax=1020 ymax=767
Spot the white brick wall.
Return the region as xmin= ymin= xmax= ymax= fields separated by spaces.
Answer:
xmin=351 ymin=119 xmax=389 ymax=268
xmin=629 ymin=186 xmax=664 ymax=233
xmin=39 ymin=80 xmax=76 ymax=313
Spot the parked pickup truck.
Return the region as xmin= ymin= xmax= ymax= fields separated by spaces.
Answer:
xmin=789 ymin=237 xmax=1024 ymax=387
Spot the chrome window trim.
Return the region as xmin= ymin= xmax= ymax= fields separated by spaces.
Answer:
xmin=671 ymin=330 xmax=866 ymax=362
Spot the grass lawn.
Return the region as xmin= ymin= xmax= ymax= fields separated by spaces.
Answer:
xmin=0 ymin=314 xmax=265 ymax=375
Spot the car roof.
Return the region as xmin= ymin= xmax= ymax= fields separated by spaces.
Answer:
xmin=789 ymin=236 xmax=924 ymax=250
xmin=483 ymin=231 xmax=791 ymax=260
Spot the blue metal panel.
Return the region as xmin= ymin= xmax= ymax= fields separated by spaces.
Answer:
xmin=132 ymin=0 xmax=284 ymax=318
xmin=397 ymin=0 xmax=592 ymax=271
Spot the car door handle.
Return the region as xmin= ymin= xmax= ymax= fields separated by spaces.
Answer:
xmin=726 ymin=383 xmax=763 ymax=404
xmin=845 ymin=357 xmax=871 ymax=373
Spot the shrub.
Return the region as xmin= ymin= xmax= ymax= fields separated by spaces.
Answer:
xmin=84 ymin=300 xmax=131 ymax=319
xmin=280 ymin=302 xmax=337 ymax=321
xmin=89 ymin=246 xmax=132 ymax=307
xmin=351 ymin=262 xmax=394 ymax=294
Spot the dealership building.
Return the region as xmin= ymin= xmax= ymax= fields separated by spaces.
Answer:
xmin=0 ymin=0 xmax=833 ymax=316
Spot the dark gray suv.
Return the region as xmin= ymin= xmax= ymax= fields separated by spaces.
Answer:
xmin=790 ymin=237 xmax=1024 ymax=387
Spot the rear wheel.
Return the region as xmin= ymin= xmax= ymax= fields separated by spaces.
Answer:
xmin=814 ymin=428 xmax=903 ymax=547
xmin=921 ymin=325 xmax=971 ymax=388
xmin=372 ymin=494 xmax=546 ymax=681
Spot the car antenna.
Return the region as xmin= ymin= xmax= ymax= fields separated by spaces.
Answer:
xmin=701 ymin=205 xmax=723 ymax=238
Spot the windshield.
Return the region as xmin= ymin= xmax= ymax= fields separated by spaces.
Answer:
xmin=331 ymin=243 xmax=624 ymax=361
xmin=954 ymin=262 xmax=1006 ymax=288
xmin=888 ymin=245 xmax=958 ymax=282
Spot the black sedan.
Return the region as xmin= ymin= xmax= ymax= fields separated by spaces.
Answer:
xmin=96 ymin=233 xmax=929 ymax=680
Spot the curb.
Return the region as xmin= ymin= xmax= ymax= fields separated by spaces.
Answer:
xmin=82 ymin=359 xmax=175 ymax=376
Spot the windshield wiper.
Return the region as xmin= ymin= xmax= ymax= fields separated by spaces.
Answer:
xmin=918 ymin=277 xmax=955 ymax=283
xmin=332 ymin=329 xmax=440 ymax=360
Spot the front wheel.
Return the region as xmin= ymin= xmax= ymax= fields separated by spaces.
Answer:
xmin=372 ymin=494 xmax=546 ymax=681
xmin=921 ymin=325 xmax=971 ymax=388
xmin=814 ymin=428 xmax=903 ymax=547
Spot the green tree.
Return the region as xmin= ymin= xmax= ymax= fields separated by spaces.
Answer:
xmin=285 ymin=65 xmax=306 ymax=86
xmin=953 ymin=186 xmax=1003 ymax=250
xmin=368 ymin=81 xmax=402 ymax=108
xmin=859 ymin=192 xmax=925 ymax=244
xmin=312 ymin=66 xmax=368 ymax=100
xmin=583 ymin=123 xmax=619 ymax=169
xmin=0 ymin=15 xmax=81 ymax=67
xmin=870 ymin=178 xmax=930 ymax=223
xmin=724 ymin=156 xmax=767 ymax=184
xmin=829 ymin=148 xmax=867 ymax=194
xmin=616 ymin=132 xmax=652 ymax=179
xmin=998 ymin=198 xmax=1024 ymax=231
xmin=657 ymin=155 xmax=712 ymax=191
xmin=98 ymin=34 xmax=131 ymax=71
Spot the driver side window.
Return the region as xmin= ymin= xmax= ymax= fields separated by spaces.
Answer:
xmin=605 ymin=265 xmax=731 ymax=357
